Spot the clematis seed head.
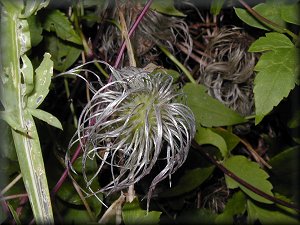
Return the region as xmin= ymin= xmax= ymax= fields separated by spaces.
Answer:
xmin=67 ymin=65 xmax=196 ymax=209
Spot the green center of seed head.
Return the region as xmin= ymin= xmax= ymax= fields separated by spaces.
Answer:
xmin=125 ymin=90 xmax=159 ymax=132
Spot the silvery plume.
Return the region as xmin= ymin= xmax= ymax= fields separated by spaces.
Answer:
xmin=198 ymin=27 xmax=258 ymax=116
xmin=63 ymin=62 xmax=196 ymax=208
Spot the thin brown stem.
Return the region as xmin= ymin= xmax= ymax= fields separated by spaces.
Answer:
xmin=192 ymin=140 xmax=300 ymax=212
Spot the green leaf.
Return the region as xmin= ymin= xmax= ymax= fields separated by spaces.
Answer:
xmin=183 ymin=83 xmax=246 ymax=127
xmin=122 ymin=198 xmax=162 ymax=225
xmin=0 ymin=111 xmax=27 ymax=134
xmin=249 ymin=33 xmax=298 ymax=124
xmin=280 ymin=3 xmax=300 ymax=25
xmin=211 ymin=128 xmax=240 ymax=152
xmin=195 ymin=127 xmax=228 ymax=157
xmin=17 ymin=19 xmax=31 ymax=55
xmin=247 ymin=199 xmax=299 ymax=224
xmin=43 ymin=35 xmax=82 ymax=72
xmin=151 ymin=0 xmax=185 ymax=17
xmin=223 ymin=155 xmax=274 ymax=204
xmin=249 ymin=33 xmax=293 ymax=51
xmin=176 ymin=208 xmax=217 ymax=225
xmin=210 ymin=0 xmax=225 ymax=16
xmin=287 ymin=109 xmax=300 ymax=129
xmin=20 ymin=0 xmax=50 ymax=18
xmin=42 ymin=9 xmax=81 ymax=45
xmin=57 ymin=181 xmax=82 ymax=205
xmin=159 ymin=166 xmax=215 ymax=197
xmin=215 ymin=191 xmax=247 ymax=224
xmin=62 ymin=207 xmax=92 ymax=224
xmin=27 ymin=108 xmax=62 ymax=130
xmin=27 ymin=52 xmax=53 ymax=109
xmin=72 ymin=156 xmax=98 ymax=175
xmin=269 ymin=146 xmax=299 ymax=199
xmin=0 ymin=120 xmax=17 ymax=161
xmin=234 ymin=2 xmax=285 ymax=31
xmin=20 ymin=54 xmax=34 ymax=94
xmin=27 ymin=15 xmax=43 ymax=47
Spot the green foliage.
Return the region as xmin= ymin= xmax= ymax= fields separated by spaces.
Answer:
xmin=215 ymin=191 xmax=247 ymax=224
xmin=183 ymin=83 xmax=246 ymax=127
xmin=280 ymin=3 xmax=300 ymax=25
xmin=122 ymin=198 xmax=162 ymax=225
xmin=269 ymin=146 xmax=299 ymax=199
xmin=195 ymin=127 xmax=228 ymax=157
xmin=235 ymin=1 xmax=300 ymax=30
xmin=234 ymin=2 xmax=285 ymax=31
xmin=247 ymin=199 xmax=299 ymax=224
xmin=27 ymin=15 xmax=43 ymax=47
xmin=42 ymin=9 xmax=81 ymax=45
xmin=223 ymin=155 xmax=274 ymax=204
xmin=210 ymin=0 xmax=225 ymax=16
xmin=150 ymin=0 xmax=185 ymax=17
xmin=1 ymin=0 xmax=299 ymax=224
xmin=175 ymin=208 xmax=217 ymax=225
xmin=248 ymin=32 xmax=299 ymax=124
xmin=159 ymin=166 xmax=215 ymax=197
xmin=43 ymin=35 xmax=82 ymax=72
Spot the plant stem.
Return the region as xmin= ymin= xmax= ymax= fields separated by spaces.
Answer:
xmin=0 ymin=4 xmax=54 ymax=223
xmin=238 ymin=0 xmax=298 ymax=41
xmin=114 ymin=0 xmax=154 ymax=68
xmin=51 ymin=144 xmax=82 ymax=195
xmin=0 ymin=174 xmax=22 ymax=195
xmin=192 ymin=140 xmax=300 ymax=212
xmin=159 ymin=45 xmax=197 ymax=84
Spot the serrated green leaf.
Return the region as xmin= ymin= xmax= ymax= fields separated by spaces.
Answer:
xmin=42 ymin=9 xmax=81 ymax=45
xmin=122 ymin=198 xmax=162 ymax=225
xmin=247 ymin=199 xmax=299 ymax=224
xmin=215 ymin=191 xmax=246 ymax=224
xmin=27 ymin=53 xmax=53 ymax=109
xmin=159 ymin=166 xmax=214 ymax=197
xmin=183 ymin=83 xmax=246 ymax=127
xmin=43 ymin=35 xmax=82 ymax=72
xmin=195 ymin=127 xmax=228 ymax=157
xmin=249 ymin=33 xmax=293 ymax=52
xmin=280 ymin=3 xmax=300 ymax=25
xmin=223 ymin=155 xmax=274 ymax=204
xmin=248 ymin=33 xmax=298 ymax=124
xmin=27 ymin=108 xmax=62 ymax=130
xmin=151 ymin=0 xmax=185 ymax=17
xmin=234 ymin=2 xmax=285 ymax=31
xmin=27 ymin=15 xmax=43 ymax=47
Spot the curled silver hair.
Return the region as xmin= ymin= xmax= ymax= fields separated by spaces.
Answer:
xmin=65 ymin=64 xmax=196 ymax=209
xmin=198 ymin=27 xmax=258 ymax=116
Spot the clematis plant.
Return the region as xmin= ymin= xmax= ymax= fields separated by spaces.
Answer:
xmin=63 ymin=63 xmax=195 ymax=209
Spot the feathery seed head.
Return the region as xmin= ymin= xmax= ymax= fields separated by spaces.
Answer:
xmin=67 ymin=65 xmax=195 ymax=208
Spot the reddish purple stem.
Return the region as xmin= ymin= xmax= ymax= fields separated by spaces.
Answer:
xmin=113 ymin=0 xmax=154 ymax=69
xmin=51 ymin=144 xmax=82 ymax=195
